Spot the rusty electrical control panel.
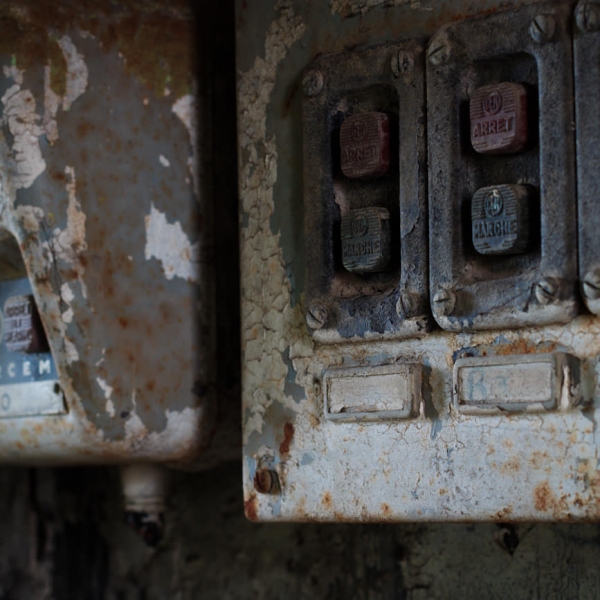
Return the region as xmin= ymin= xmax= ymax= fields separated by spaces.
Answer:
xmin=303 ymin=39 xmax=429 ymax=341
xmin=240 ymin=0 xmax=600 ymax=524
xmin=427 ymin=2 xmax=577 ymax=331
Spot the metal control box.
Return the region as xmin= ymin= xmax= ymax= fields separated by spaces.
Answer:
xmin=0 ymin=3 xmax=221 ymax=466
xmin=239 ymin=0 xmax=600 ymax=523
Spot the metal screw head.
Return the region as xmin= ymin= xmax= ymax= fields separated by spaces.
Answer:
xmin=432 ymin=288 xmax=456 ymax=316
xmin=391 ymin=50 xmax=414 ymax=76
xmin=254 ymin=469 xmax=279 ymax=494
xmin=302 ymin=70 xmax=324 ymax=97
xmin=306 ymin=304 xmax=327 ymax=330
xmin=427 ymin=37 xmax=450 ymax=65
xmin=576 ymin=2 xmax=600 ymax=32
xmin=397 ymin=292 xmax=419 ymax=319
xmin=530 ymin=14 xmax=556 ymax=43
xmin=534 ymin=278 xmax=559 ymax=304
xmin=583 ymin=269 xmax=600 ymax=300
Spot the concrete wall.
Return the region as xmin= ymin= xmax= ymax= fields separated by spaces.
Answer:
xmin=2 ymin=464 xmax=600 ymax=599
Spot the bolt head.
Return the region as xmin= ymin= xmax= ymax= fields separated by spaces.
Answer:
xmin=432 ymin=288 xmax=456 ymax=316
xmin=397 ymin=292 xmax=419 ymax=319
xmin=302 ymin=70 xmax=324 ymax=97
xmin=391 ymin=50 xmax=414 ymax=76
xmin=534 ymin=278 xmax=559 ymax=304
xmin=530 ymin=14 xmax=556 ymax=43
xmin=576 ymin=2 xmax=600 ymax=32
xmin=254 ymin=469 xmax=279 ymax=495
xmin=583 ymin=269 xmax=600 ymax=300
xmin=427 ymin=38 xmax=450 ymax=65
xmin=306 ymin=304 xmax=327 ymax=330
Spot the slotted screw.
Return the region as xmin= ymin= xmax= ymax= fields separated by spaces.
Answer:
xmin=432 ymin=288 xmax=456 ymax=316
xmin=391 ymin=50 xmax=414 ymax=76
xmin=530 ymin=14 xmax=556 ymax=43
xmin=302 ymin=70 xmax=324 ymax=97
xmin=306 ymin=304 xmax=327 ymax=330
xmin=576 ymin=2 xmax=600 ymax=32
xmin=534 ymin=278 xmax=559 ymax=304
xmin=583 ymin=269 xmax=600 ymax=300
xmin=254 ymin=469 xmax=279 ymax=494
xmin=427 ymin=37 xmax=451 ymax=65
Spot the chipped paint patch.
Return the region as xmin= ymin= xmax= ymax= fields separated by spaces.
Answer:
xmin=238 ymin=1 xmax=310 ymax=447
xmin=52 ymin=166 xmax=88 ymax=298
xmin=172 ymin=94 xmax=198 ymax=197
xmin=97 ymin=376 xmax=115 ymax=418
xmin=57 ymin=35 xmax=88 ymax=110
xmin=2 ymin=84 xmax=46 ymax=189
xmin=144 ymin=203 xmax=199 ymax=282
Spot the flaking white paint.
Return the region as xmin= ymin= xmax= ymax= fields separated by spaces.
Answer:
xmin=144 ymin=203 xmax=199 ymax=282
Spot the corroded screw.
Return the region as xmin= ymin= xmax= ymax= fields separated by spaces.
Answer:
xmin=302 ymin=70 xmax=324 ymax=97
xmin=576 ymin=2 xmax=600 ymax=32
xmin=432 ymin=288 xmax=456 ymax=316
xmin=530 ymin=14 xmax=556 ymax=43
xmin=427 ymin=36 xmax=450 ymax=65
xmin=583 ymin=269 xmax=600 ymax=300
xmin=306 ymin=304 xmax=327 ymax=330
xmin=397 ymin=292 xmax=419 ymax=319
xmin=534 ymin=278 xmax=559 ymax=304
xmin=254 ymin=468 xmax=279 ymax=494
xmin=391 ymin=50 xmax=414 ymax=76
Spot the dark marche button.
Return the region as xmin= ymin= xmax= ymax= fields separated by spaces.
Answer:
xmin=471 ymin=184 xmax=531 ymax=255
xmin=341 ymin=207 xmax=391 ymax=273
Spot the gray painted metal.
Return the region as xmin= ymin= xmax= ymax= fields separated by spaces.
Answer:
xmin=0 ymin=2 xmax=218 ymax=465
xmin=239 ymin=0 xmax=600 ymax=522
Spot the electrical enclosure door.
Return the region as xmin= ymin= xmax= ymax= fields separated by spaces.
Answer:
xmin=238 ymin=0 xmax=600 ymax=522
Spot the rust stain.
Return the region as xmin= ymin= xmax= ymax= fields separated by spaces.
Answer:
xmin=493 ymin=506 xmax=514 ymax=520
xmin=380 ymin=502 xmax=391 ymax=517
xmin=0 ymin=0 xmax=193 ymax=97
xmin=279 ymin=422 xmax=294 ymax=456
xmin=495 ymin=339 xmax=558 ymax=356
xmin=534 ymin=481 xmax=568 ymax=515
xmin=500 ymin=457 xmax=520 ymax=475
xmin=244 ymin=494 xmax=258 ymax=522
xmin=321 ymin=491 xmax=332 ymax=509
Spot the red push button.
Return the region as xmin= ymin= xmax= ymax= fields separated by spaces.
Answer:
xmin=340 ymin=112 xmax=390 ymax=179
xmin=470 ymin=82 xmax=528 ymax=154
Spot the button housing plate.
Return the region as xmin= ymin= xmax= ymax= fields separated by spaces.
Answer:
xmin=303 ymin=39 xmax=430 ymax=342
xmin=427 ymin=2 xmax=577 ymax=331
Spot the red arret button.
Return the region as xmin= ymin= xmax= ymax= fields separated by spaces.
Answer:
xmin=470 ymin=82 xmax=528 ymax=154
xmin=340 ymin=112 xmax=390 ymax=179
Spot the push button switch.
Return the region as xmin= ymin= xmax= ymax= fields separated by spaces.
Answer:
xmin=341 ymin=207 xmax=390 ymax=273
xmin=340 ymin=113 xmax=390 ymax=179
xmin=472 ymin=184 xmax=530 ymax=255
xmin=470 ymin=82 xmax=528 ymax=154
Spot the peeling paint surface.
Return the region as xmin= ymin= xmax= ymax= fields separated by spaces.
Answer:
xmin=239 ymin=0 xmax=600 ymax=522
xmin=144 ymin=203 xmax=199 ymax=282
xmin=0 ymin=4 xmax=217 ymax=466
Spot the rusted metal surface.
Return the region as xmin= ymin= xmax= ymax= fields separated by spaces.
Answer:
xmin=239 ymin=0 xmax=600 ymax=522
xmin=0 ymin=1 xmax=220 ymax=465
